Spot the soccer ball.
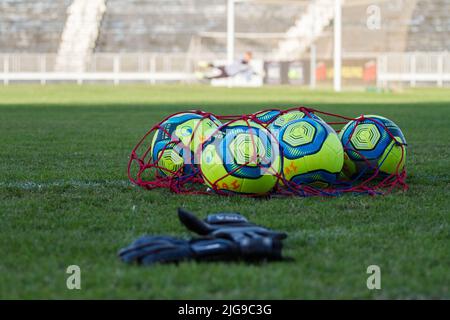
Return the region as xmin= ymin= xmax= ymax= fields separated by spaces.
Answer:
xmin=151 ymin=112 xmax=221 ymax=176
xmin=268 ymin=109 xmax=324 ymax=132
xmin=200 ymin=120 xmax=281 ymax=194
xmin=339 ymin=115 xmax=407 ymax=178
xmin=276 ymin=118 xmax=344 ymax=186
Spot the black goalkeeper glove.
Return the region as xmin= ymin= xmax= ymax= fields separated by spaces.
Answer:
xmin=118 ymin=235 xmax=240 ymax=266
xmin=178 ymin=208 xmax=287 ymax=260
xmin=118 ymin=209 xmax=288 ymax=265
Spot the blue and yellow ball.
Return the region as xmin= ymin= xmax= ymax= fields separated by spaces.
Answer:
xmin=151 ymin=112 xmax=221 ymax=176
xmin=277 ymin=118 xmax=344 ymax=186
xmin=200 ymin=120 xmax=281 ymax=194
xmin=339 ymin=115 xmax=407 ymax=178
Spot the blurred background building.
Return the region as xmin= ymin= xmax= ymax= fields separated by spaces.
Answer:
xmin=0 ymin=0 xmax=449 ymax=89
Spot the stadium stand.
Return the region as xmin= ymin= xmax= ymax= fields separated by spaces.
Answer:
xmin=406 ymin=0 xmax=450 ymax=52
xmin=312 ymin=0 xmax=419 ymax=58
xmin=55 ymin=0 xmax=106 ymax=72
xmin=95 ymin=0 xmax=301 ymax=53
xmin=0 ymin=0 xmax=449 ymax=86
xmin=1 ymin=0 xmax=449 ymax=55
xmin=311 ymin=0 xmax=450 ymax=59
xmin=275 ymin=0 xmax=335 ymax=60
xmin=0 ymin=0 xmax=72 ymax=53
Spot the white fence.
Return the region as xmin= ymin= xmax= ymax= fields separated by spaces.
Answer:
xmin=1 ymin=52 xmax=450 ymax=87
xmin=0 ymin=53 xmax=200 ymax=84
xmin=377 ymin=53 xmax=450 ymax=87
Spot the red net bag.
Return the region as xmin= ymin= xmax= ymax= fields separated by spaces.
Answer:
xmin=128 ymin=107 xmax=407 ymax=197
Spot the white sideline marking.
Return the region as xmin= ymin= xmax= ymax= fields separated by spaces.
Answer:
xmin=0 ymin=180 xmax=132 ymax=190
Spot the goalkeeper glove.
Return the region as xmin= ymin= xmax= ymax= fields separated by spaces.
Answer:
xmin=118 ymin=208 xmax=287 ymax=265
xmin=178 ymin=208 xmax=286 ymax=259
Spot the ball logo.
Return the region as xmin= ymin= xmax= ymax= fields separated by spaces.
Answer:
xmin=282 ymin=121 xmax=315 ymax=147
xmin=229 ymin=133 xmax=266 ymax=165
xmin=283 ymin=162 xmax=298 ymax=175
xmin=350 ymin=123 xmax=381 ymax=150
xmin=230 ymin=180 xmax=240 ymax=190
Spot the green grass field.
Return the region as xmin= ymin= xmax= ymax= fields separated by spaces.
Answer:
xmin=0 ymin=85 xmax=449 ymax=299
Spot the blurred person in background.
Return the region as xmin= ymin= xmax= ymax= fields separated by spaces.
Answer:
xmin=197 ymin=51 xmax=256 ymax=80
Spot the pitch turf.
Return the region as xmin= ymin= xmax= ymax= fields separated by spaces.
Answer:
xmin=0 ymin=85 xmax=449 ymax=299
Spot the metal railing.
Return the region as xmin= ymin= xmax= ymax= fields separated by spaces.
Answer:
xmin=0 ymin=53 xmax=198 ymax=84
xmin=377 ymin=52 xmax=450 ymax=87
xmin=1 ymin=52 xmax=450 ymax=87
